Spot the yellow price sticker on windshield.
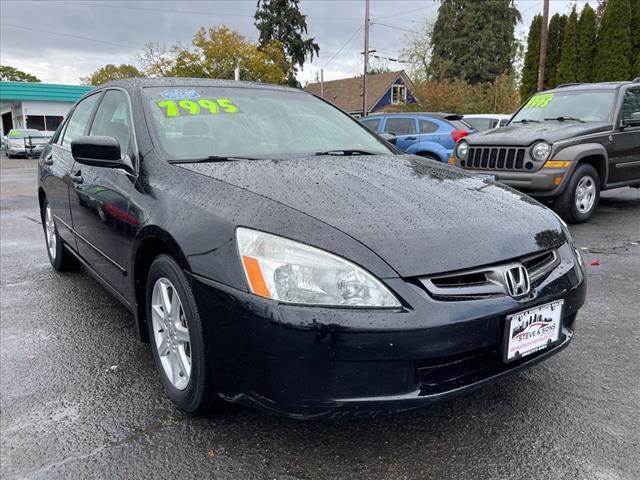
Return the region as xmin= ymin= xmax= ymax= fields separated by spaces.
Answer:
xmin=524 ymin=93 xmax=553 ymax=109
xmin=156 ymin=98 xmax=239 ymax=117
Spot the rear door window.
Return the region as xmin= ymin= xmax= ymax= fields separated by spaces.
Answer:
xmin=384 ymin=118 xmax=416 ymax=135
xmin=419 ymin=120 xmax=438 ymax=133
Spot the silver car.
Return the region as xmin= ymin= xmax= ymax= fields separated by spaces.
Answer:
xmin=5 ymin=129 xmax=48 ymax=158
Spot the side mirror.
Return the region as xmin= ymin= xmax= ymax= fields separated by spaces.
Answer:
xmin=627 ymin=111 xmax=640 ymax=127
xmin=379 ymin=132 xmax=398 ymax=145
xmin=71 ymin=136 xmax=133 ymax=173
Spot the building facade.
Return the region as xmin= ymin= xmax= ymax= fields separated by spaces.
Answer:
xmin=0 ymin=82 xmax=92 ymax=134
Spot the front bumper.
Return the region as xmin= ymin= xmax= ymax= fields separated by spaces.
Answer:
xmin=189 ymin=244 xmax=586 ymax=419
xmin=466 ymin=167 xmax=572 ymax=198
xmin=451 ymin=155 xmax=576 ymax=199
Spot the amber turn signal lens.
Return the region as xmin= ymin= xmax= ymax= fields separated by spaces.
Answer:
xmin=543 ymin=161 xmax=572 ymax=168
xmin=241 ymin=255 xmax=271 ymax=298
xmin=448 ymin=157 xmax=456 ymax=165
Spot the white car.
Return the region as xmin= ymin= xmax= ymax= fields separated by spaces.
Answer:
xmin=463 ymin=114 xmax=511 ymax=131
xmin=4 ymin=129 xmax=47 ymax=158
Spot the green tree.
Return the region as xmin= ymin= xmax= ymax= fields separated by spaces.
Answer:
xmin=81 ymin=64 xmax=143 ymax=85
xmin=429 ymin=0 xmax=521 ymax=84
xmin=167 ymin=26 xmax=290 ymax=85
xmin=556 ymin=8 xmax=579 ymax=85
xmin=631 ymin=0 xmax=640 ymax=75
xmin=545 ymin=13 xmax=567 ymax=89
xmin=0 ymin=65 xmax=41 ymax=82
xmin=254 ymin=0 xmax=319 ymax=86
xmin=520 ymin=14 xmax=542 ymax=101
xmin=594 ymin=0 xmax=632 ymax=81
xmin=576 ymin=4 xmax=597 ymax=82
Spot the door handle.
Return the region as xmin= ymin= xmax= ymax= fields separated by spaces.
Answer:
xmin=71 ymin=171 xmax=83 ymax=184
xmin=406 ymin=136 xmax=417 ymax=141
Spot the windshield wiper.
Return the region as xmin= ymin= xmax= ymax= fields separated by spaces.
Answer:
xmin=543 ymin=116 xmax=585 ymax=123
xmin=314 ymin=149 xmax=380 ymax=156
xmin=512 ymin=119 xmax=541 ymax=124
xmin=168 ymin=155 xmax=260 ymax=164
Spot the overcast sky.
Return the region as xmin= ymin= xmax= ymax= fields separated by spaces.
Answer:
xmin=0 ymin=0 xmax=597 ymax=85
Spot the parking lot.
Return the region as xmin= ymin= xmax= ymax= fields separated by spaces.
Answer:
xmin=1 ymin=154 xmax=638 ymax=479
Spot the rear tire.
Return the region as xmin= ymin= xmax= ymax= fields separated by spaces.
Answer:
xmin=553 ymin=164 xmax=600 ymax=224
xmin=146 ymin=254 xmax=215 ymax=413
xmin=41 ymin=199 xmax=78 ymax=271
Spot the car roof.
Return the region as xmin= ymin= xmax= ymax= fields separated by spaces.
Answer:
xmin=367 ymin=112 xmax=463 ymax=121
xmin=546 ymin=81 xmax=632 ymax=93
xmin=463 ymin=114 xmax=511 ymax=119
xmin=94 ymin=77 xmax=301 ymax=94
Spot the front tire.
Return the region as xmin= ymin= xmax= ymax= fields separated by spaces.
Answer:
xmin=146 ymin=255 xmax=215 ymax=413
xmin=42 ymin=199 xmax=78 ymax=271
xmin=553 ymin=164 xmax=600 ymax=223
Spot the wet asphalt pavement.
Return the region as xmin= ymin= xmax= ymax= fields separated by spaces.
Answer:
xmin=1 ymin=155 xmax=639 ymax=480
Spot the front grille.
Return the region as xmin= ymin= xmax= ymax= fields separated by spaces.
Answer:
xmin=466 ymin=147 xmax=527 ymax=170
xmin=419 ymin=248 xmax=560 ymax=300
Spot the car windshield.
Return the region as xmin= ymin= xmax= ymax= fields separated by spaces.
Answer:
xmin=512 ymin=90 xmax=616 ymax=123
xmin=144 ymin=86 xmax=394 ymax=160
xmin=9 ymin=130 xmax=42 ymax=139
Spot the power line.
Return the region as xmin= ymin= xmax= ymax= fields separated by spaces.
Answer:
xmin=0 ymin=23 xmax=140 ymax=50
xmin=45 ymin=1 xmax=362 ymax=22
xmin=372 ymin=3 xmax=438 ymax=20
xmin=321 ymin=25 xmax=363 ymax=70
xmin=372 ymin=22 xmax=420 ymax=35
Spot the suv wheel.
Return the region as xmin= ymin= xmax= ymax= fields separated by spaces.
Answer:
xmin=554 ymin=164 xmax=600 ymax=223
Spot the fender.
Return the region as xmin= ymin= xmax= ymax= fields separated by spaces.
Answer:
xmin=552 ymin=143 xmax=609 ymax=186
xmin=406 ymin=141 xmax=450 ymax=163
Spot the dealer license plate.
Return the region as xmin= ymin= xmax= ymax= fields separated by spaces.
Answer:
xmin=503 ymin=300 xmax=563 ymax=362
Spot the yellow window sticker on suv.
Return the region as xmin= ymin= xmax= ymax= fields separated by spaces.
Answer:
xmin=156 ymin=98 xmax=239 ymax=117
xmin=524 ymin=93 xmax=553 ymax=109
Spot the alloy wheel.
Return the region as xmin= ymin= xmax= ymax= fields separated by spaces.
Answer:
xmin=45 ymin=204 xmax=57 ymax=260
xmin=151 ymin=278 xmax=192 ymax=390
xmin=574 ymin=175 xmax=596 ymax=214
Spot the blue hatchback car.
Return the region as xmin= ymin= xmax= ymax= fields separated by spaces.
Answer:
xmin=360 ymin=113 xmax=474 ymax=162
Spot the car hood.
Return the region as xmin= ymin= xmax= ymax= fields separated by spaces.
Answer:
xmin=180 ymin=155 xmax=565 ymax=277
xmin=466 ymin=121 xmax=610 ymax=146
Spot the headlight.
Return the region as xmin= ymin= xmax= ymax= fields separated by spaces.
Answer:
xmin=236 ymin=228 xmax=400 ymax=307
xmin=456 ymin=141 xmax=469 ymax=160
xmin=531 ymin=142 xmax=551 ymax=162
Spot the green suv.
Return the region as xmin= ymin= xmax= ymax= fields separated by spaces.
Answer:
xmin=452 ymin=80 xmax=640 ymax=223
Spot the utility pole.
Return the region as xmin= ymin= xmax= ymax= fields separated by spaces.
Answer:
xmin=362 ymin=0 xmax=370 ymax=117
xmin=320 ymin=69 xmax=324 ymax=98
xmin=537 ymin=0 xmax=550 ymax=92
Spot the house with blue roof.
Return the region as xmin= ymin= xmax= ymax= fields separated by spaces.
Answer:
xmin=0 ymin=82 xmax=92 ymax=134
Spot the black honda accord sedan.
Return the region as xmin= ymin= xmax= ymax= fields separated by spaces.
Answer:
xmin=38 ymin=78 xmax=586 ymax=419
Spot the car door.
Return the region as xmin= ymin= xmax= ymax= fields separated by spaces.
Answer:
xmin=68 ymin=88 xmax=141 ymax=299
xmin=418 ymin=118 xmax=441 ymax=144
xmin=45 ymin=92 xmax=102 ymax=247
xmin=609 ymin=86 xmax=640 ymax=184
xmin=383 ymin=117 xmax=418 ymax=151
